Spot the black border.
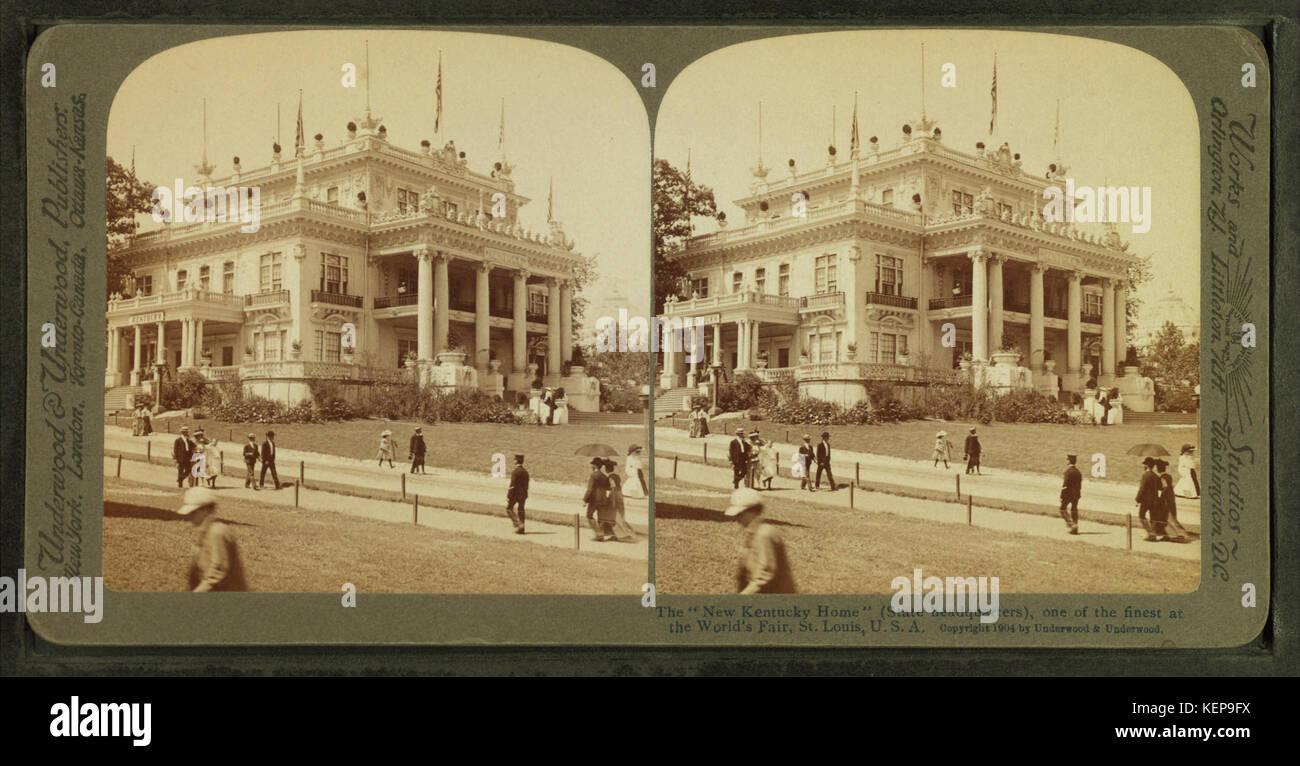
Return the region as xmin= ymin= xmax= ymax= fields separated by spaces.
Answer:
xmin=1 ymin=1 xmax=1295 ymax=677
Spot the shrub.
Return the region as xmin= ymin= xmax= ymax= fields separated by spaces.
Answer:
xmin=160 ymin=369 xmax=208 ymax=410
xmin=689 ymin=394 xmax=711 ymax=411
xmin=603 ymin=387 xmax=644 ymax=413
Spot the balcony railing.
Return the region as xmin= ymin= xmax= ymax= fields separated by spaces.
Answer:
xmin=929 ymin=294 xmax=972 ymax=310
xmin=311 ymin=290 xmax=363 ymax=308
xmin=373 ymin=293 xmax=420 ymax=309
xmin=864 ymin=291 xmax=918 ymax=309
xmin=663 ymin=289 xmax=801 ymax=316
xmin=800 ymin=292 xmax=845 ymax=310
xmin=244 ymin=290 xmax=290 ymax=308
xmin=108 ymin=288 xmax=244 ymax=313
xmin=1082 ymin=311 xmax=1104 ymax=324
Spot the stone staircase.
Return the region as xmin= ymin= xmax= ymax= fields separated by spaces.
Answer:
xmin=104 ymin=385 xmax=141 ymax=413
xmin=653 ymin=386 xmax=700 ymax=417
xmin=1121 ymin=407 xmax=1198 ymax=425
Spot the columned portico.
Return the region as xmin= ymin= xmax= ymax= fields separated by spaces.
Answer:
xmin=970 ymin=250 xmax=989 ymax=361
xmin=155 ymin=321 xmax=166 ymax=365
xmin=559 ymin=281 xmax=572 ymax=368
xmin=988 ymin=254 xmax=1005 ymax=351
xmin=1114 ymin=280 xmax=1128 ymax=372
xmin=416 ymin=245 xmax=434 ymax=360
xmin=1028 ymin=264 xmax=1045 ymax=371
xmin=546 ymin=277 xmax=561 ymax=381
xmin=131 ymin=325 xmax=143 ymax=385
xmin=712 ymin=323 xmax=722 ymax=366
xmin=433 ymin=252 xmax=449 ymax=356
xmin=735 ymin=319 xmax=750 ymax=370
xmin=1100 ymin=278 xmax=1116 ymax=386
xmin=1066 ymin=270 xmax=1083 ymax=389
xmin=475 ymin=261 xmax=491 ymax=372
xmin=510 ymin=269 xmax=529 ymax=390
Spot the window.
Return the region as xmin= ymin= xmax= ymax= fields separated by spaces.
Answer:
xmin=778 ymin=264 xmax=790 ymax=296
xmin=875 ymin=254 xmax=903 ymax=295
xmin=320 ymin=253 xmax=349 ymax=294
xmin=755 ymin=268 xmax=766 ymax=293
xmin=254 ymin=330 xmax=284 ymax=361
xmin=817 ymin=329 xmax=836 ymax=363
xmin=871 ymin=332 xmax=908 ymax=364
xmin=222 ymin=261 xmax=235 ymax=294
xmin=396 ymin=188 xmax=420 ymax=214
xmin=138 ymin=275 xmax=152 ymax=296
xmin=259 ymin=252 xmax=283 ymax=292
xmin=397 ymin=338 xmax=418 ymax=367
xmin=315 ymin=330 xmax=342 ymax=362
xmin=732 ymin=272 xmax=743 ymax=293
xmin=996 ymin=202 xmax=1014 ymax=220
xmin=815 ymin=254 xmax=837 ymax=294
xmin=199 ymin=265 xmax=211 ymax=291
xmin=689 ymin=277 xmax=709 ymax=298
xmin=1084 ymin=292 xmax=1103 ymax=317
xmin=326 ymin=186 xmax=339 ymax=204
xmin=176 ymin=269 xmax=187 ymax=290
xmin=952 ymin=190 xmax=974 ymax=215
xmin=528 ymin=290 xmax=548 ymax=316
xmin=882 ymin=188 xmax=894 ymax=206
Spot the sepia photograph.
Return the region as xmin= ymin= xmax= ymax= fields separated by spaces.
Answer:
xmin=98 ymin=29 xmax=652 ymax=595
xmin=651 ymin=29 xmax=1204 ymax=596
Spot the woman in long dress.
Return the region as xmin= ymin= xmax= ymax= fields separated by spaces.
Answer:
xmin=1174 ymin=444 xmax=1200 ymax=498
xmin=688 ymin=406 xmax=700 ymax=438
xmin=202 ymin=437 xmax=220 ymax=488
xmin=698 ymin=408 xmax=709 ymax=437
xmin=759 ymin=439 xmax=778 ymax=490
xmin=131 ymin=405 xmax=142 ymax=436
xmin=605 ymin=459 xmax=636 ymax=540
xmin=376 ymin=430 xmax=396 ymax=468
xmin=141 ymin=407 xmax=152 ymax=435
xmin=623 ymin=445 xmax=648 ymax=499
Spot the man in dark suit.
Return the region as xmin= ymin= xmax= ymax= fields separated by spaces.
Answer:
xmin=798 ymin=434 xmax=816 ymax=492
xmin=728 ymin=427 xmax=751 ymax=489
xmin=173 ymin=426 xmax=195 ymax=488
xmin=1135 ymin=456 xmax=1164 ymax=541
xmin=963 ymin=427 xmax=982 ymax=475
xmin=259 ymin=430 xmax=281 ymax=490
xmin=1059 ymin=454 xmax=1083 ymax=534
xmin=506 ymin=454 xmax=529 ymax=534
xmin=583 ymin=457 xmax=612 ymax=541
xmin=408 ymin=427 xmax=427 ymax=474
xmin=815 ymin=431 xmax=836 ymax=491
xmin=242 ymin=432 xmax=260 ymax=490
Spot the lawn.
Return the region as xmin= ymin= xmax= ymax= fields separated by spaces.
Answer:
xmin=103 ymin=478 xmax=643 ymax=594
xmin=653 ymin=480 xmax=1200 ymax=595
xmin=665 ymin=416 xmax=1198 ymax=485
xmin=127 ymin=416 xmax=646 ymax=485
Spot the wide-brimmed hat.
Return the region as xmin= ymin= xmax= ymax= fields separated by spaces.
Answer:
xmin=724 ymin=488 xmax=764 ymax=517
xmin=381 ymin=429 xmax=392 ymax=436
xmin=627 ymin=445 xmax=642 ymax=454
xmin=1142 ymin=457 xmax=1157 ymax=467
xmin=247 ymin=433 xmax=256 ymax=439
xmin=590 ymin=457 xmax=605 ymax=467
xmin=176 ymin=487 xmax=216 ymax=516
xmin=802 ymin=434 xmax=811 ymax=441
xmin=936 ymin=431 xmax=946 ymax=437
xmin=970 ymin=427 xmax=977 ymax=434
xmin=1181 ymin=444 xmax=1196 ymax=454
xmin=821 ymin=431 xmax=831 ymax=439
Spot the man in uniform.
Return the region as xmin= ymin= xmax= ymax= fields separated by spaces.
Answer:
xmin=726 ymin=488 xmax=796 ymax=594
xmin=176 ymin=487 xmax=248 ymax=592
xmin=259 ymin=430 xmax=281 ymax=490
xmin=728 ymin=427 xmax=751 ymax=490
xmin=815 ymin=431 xmax=836 ymax=491
xmin=242 ymin=433 xmax=260 ymax=490
xmin=798 ymin=434 xmax=816 ymax=492
xmin=409 ymin=427 xmax=427 ymax=474
xmin=582 ymin=457 xmax=612 ymax=541
xmin=506 ymin=454 xmax=529 ymax=534
xmin=1135 ymin=456 xmax=1165 ymax=541
xmin=173 ymin=426 xmax=195 ymax=488
xmin=963 ymin=427 xmax=983 ymax=475
xmin=1059 ymin=454 xmax=1083 ymax=534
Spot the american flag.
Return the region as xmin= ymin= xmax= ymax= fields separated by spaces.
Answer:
xmin=989 ymin=53 xmax=998 ymax=135
xmin=850 ymin=91 xmax=859 ymax=155
xmin=294 ymin=92 xmax=304 ymax=157
xmin=435 ymin=51 xmax=443 ymax=134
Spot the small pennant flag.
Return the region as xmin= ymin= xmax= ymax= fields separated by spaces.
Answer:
xmin=295 ymin=91 xmax=305 ymax=157
xmin=850 ymin=92 xmax=859 ymax=155
xmin=435 ymin=51 xmax=443 ymax=134
xmin=989 ymin=53 xmax=998 ymax=135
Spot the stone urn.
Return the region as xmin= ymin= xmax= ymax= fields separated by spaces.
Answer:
xmin=991 ymin=350 xmax=1021 ymax=367
xmin=404 ymin=355 xmax=419 ymax=369
xmin=568 ymin=364 xmax=585 ymax=377
xmin=1044 ymin=359 xmax=1057 ymax=374
xmin=437 ymin=350 xmax=467 ymax=366
xmin=489 ymin=358 xmax=502 ymax=375
xmin=958 ymin=359 xmax=972 ymax=372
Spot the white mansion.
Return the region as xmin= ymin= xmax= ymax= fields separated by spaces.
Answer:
xmin=105 ymin=106 xmax=598 ymax=409
xmin=661 ymin=111 xmax=1154 ymax=410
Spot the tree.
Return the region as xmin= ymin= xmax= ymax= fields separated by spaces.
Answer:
xmin=653 ymin=158 xmax=717 ymax=315
xmin=1140 ymin=321 xmax=1198 ymax=386
xmin=106 ymin=155 xmax=156 ymax=299
xmin=568 ymin=251 xmax=598 ymax=354
xmin=1123 ymin=252 xmax=1154 ymax=345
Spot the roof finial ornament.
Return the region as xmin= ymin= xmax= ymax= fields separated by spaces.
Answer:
xmin=749 ymin=101 xmax=770 ymax=190
xmin=194 ymin=97 xmax=215 ymax=180
xmin=357 ymin=39 xmax=382 ymax=132
xmin=912 ymin=44 xmax=936 ymax=135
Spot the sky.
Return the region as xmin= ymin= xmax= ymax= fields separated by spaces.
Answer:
xmin=654 ymin=29 xmax=1201 ymax=329
xmin=107 ymin=29 xmax=651 ymax=318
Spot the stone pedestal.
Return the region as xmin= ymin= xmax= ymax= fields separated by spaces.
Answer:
xmin=1114 ymin=364 xmax=1156 ymax=412
xmin=560 ymin=367 xmax=601 ymax=412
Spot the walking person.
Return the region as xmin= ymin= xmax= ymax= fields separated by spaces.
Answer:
xmin=728 ymin=427 xmax=751 ymax=490
xmin=242 ymin=433 xmax=260 ymax=490
xmin=505 ymin=454 xmax=528 ymax=534
xmin=798 ymin=434 xmax=816 ymax=492
xmin=963 ymin=427 xmax=982 ymax=475
xmin=177 ymin=487 xmax=248 ymax=592
xmin=697 ymin=407 xmax=709 ymax=437
xmin=408 ymin=427 xmax=427 ymax=474
xmin=132 ymin=405 xmax=142 ymax=437
xmin=815 ymin=431 xmax=836 ymax=491
xmin=141 ymin=406 xmax=152 ymax=436
xmin=173 ymin=426 xmax=195 ymax=488
xmin=623 ymin=444 xmax=648 ymax=499
xmin=376 ymin=429 xmax=396 ymax=468
xmin=1135 ymin=456 xmax=1165 ymax=542
xmin=259 ymin=430 xmax=282 ymax=490
xmin=931 ymin=430 xmax=953 ymax=469
xmin=726 ymin=488 xmax=797 ymax=594
xmin=747 ymin=433 xmax=763 ymax=489
xmin=1059 ymin=454 xmax=1082 ymax=534
xmin=1174 ymin=444 xmax=1200 ymax=498
xmin=688 ymin=406 xmax=701 ymax=438
xmin=605 ymin=459 xmax=636 ymax=540
xmin=199 ymin=435 xmax=219 ymax=488
xmin=1157 ymin=459 xmax=1187 ymax=542
xmin=758 ymin=438 xmax=778 ymax=491
xmin=583 ymin=457 xmax=613 ymax=541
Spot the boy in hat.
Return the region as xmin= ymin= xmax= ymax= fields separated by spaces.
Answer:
xmin=173 ymin=426 xmax=196 ymax=488
xmin=176 ymin=487 xmax=248 ymax=592
xmin=1135 ymin=456 xmax=1164 ymax=541
xmin=726 ymin=488 xmax=796 ymax=594
xmin=963 ymin=427 xmax=982 ymax=475
xmin=242 ymin=433 xmax=260 ymax=489
xmin=1059 ymin=454 xmax=1083 ymax=534
xmin=409 ymin=427 xmax=427 ymax=474
xmin=798 ymin=435 xmax=816 ymax=492
xmin=506 ymin=454 xmax=529 ymax=534
xmin=583 ymin=457 xmax=612 ymax=541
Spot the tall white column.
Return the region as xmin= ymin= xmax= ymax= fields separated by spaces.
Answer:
xmin=131 ymin=325 xmax=143 ymax=385
xmin=106 ymin=327 xmax=118 ymax=375
xmin=155 ymin=321 xmax=166 ymax=365
xmin=433 ymin=253 xmax=449 ymax=356
xmin=712 ymin=323 xmax=721 ymax=366
xmin=1029 ymin=264 xmax=1045 ymax=372
xmin=917 ymin=258 xmax=933 ymax=361
xmin=546 ymin=277 xmax=561 ymax=378
xmin=750 ymin=321 xmax=761 ymax=368
xmin=1067 ymin=270 xmax=1083 ymax=385
xmin=559 ymin=280 xmax=572 ymax=367
xmin=1114 ymin=280 xmax=1128 ymax=373
xmin=988 ymin=254 xmax=1004 ymax=351
xmin=475 ymin=261 xmax=491 ymax=372
xmin=735 ymin=320 xmax=749 ymax=370
xmin=194 ymin=319 xmax=205 ymax=365
xmin=1100 ymin=278 xmax=1115 ymax=386
xmin=181 ymin=318 xmax=192 ymax=368
xmin=512 ymin=270 xmax=529 ymax=375
xmin=416 ymin=246 xmax=434 ymax=360
xmin=970 ymin=250 xmax=989 ymax=362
